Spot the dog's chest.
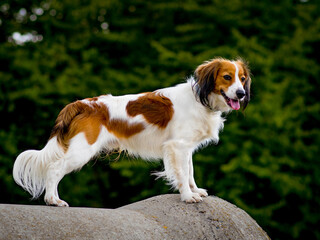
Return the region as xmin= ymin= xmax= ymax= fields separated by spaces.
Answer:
xmin=193 ymin=112 xmax=225 ymax=145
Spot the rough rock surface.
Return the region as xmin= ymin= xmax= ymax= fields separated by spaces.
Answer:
xmin=0 ymin=194 xmax=270 ymax=240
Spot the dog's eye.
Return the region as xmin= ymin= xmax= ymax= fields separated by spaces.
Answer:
xmin=223 ymin=75 xmax=232 ymax=81
xmin=241 ymin=77 xmax=246 ymax=82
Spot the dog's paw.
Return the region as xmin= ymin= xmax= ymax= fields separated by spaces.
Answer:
xmin=45 ymin=196 xmax=69 ymax=207
xmin=192 ymin=188 xmax=208 ymax=198
xmin=181 ymin=192 xmax=203 ymax=203
xmin=55 ymin=199 xmax=69 ymax=207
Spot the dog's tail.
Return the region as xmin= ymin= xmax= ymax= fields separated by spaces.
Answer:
xmin=13 ymin=101 xmax=87 ymax=199
xmin=13 ymin=137 xmax=64 ymax=199
xmin=49 ymin=101 xmax=87 ymax=151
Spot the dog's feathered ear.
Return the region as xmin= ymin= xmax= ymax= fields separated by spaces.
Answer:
xmin=243 ymin=76 xmax=251 ymax=110
xmin=194 ymin=59 xmax=221 ymax=108
xmin=237 ymin=58 xmax=251 ymax=110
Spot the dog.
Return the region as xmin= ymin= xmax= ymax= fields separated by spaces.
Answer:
xmin=13 ymin=58 xmax=251 ymax=206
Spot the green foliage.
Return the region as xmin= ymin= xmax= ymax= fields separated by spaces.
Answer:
xmin=1 ymin=0 xmax=319 ymax=239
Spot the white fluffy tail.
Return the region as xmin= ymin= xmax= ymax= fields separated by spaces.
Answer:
xmin=13 ymin=137 xmax=64 ymax=199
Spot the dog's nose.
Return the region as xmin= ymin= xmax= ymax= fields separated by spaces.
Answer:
xmin=236 ymin=90 xmax=246 ymax=99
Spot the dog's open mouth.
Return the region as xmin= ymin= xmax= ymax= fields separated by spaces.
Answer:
xmin=221 ymin=90 xmax=240 ymax=110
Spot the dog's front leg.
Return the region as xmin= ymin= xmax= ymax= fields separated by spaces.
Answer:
xmin=188 ymin=156 xmax=208 ymax=198
xmin=163 ymin=140 xmax=202 ymax=203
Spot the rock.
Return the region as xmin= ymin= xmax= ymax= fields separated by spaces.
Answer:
xmin=0 ymin=194 xmax=270 ymax=240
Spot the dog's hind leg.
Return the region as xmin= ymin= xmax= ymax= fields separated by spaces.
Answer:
xmin=44 ymin=133 xmax=106 ymax=206
xmin=44 ymin=159 xmax=69 ymax=206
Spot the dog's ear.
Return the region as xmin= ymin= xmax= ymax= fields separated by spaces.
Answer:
xmin=194 ymin=59 xmax=221 ymax=108
xmin=243 ymin=76 xmax=251 ymax=110
xmin=237 ymin=58 xmax=251 ymax=110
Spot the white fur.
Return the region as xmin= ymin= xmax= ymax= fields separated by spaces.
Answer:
xmin=13 ymin=137 xmax=64 ymax=200
xmin=13 ymin=78 xmax=230 ymax=205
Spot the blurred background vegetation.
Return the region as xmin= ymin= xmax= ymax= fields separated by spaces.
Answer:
xmin=0 ymin=0 xmax=319 ymax=239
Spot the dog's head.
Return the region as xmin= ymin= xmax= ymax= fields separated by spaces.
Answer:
xmin=193 ymin=58 xmax=251 ymax=111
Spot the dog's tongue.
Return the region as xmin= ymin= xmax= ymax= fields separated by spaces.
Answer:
xmin=230 ymin=99 xmax=240 ymax=110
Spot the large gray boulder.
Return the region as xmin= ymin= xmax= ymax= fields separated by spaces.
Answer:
xmin=0 ymin=194 xmax=270 ymax=240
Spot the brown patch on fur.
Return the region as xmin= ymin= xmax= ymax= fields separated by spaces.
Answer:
xmin=126 ymin=92 xmax=174 ymax=128
xmin=195 ymin=59 xmax=221 ymax=88
xmin=66 ymin=102 xmax=108 ymax=145
xmin=236 ymin=59 xmax=251 ymax=78
xmin=50 ymin=101 xmax=89 ymax=151
xmin=85 ymin=97 xmax=99 ymax=102
xmin=50 ymin=99 xmax=145 ymax=151
xmin=107 ymin=119 xmax=145 ymax=138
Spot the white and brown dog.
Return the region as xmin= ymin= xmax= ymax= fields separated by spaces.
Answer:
xmin=13 ymin=58 xmax=251 ymax=206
